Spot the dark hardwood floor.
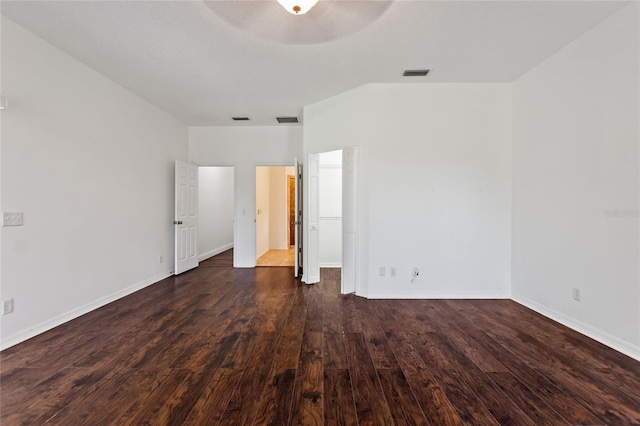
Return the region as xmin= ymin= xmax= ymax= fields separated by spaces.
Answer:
xmin=2 ymin=249 xmax=639 ymax=425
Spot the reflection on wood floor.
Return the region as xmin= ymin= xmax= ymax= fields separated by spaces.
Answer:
xmin=201 ymin=248 xmax=233 ymax=267
xmin=257 ymin=247 xmax=295 ymax=267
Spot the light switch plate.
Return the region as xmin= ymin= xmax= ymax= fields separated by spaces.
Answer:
xmin=3 ymin=212 xmax=24 ymax=226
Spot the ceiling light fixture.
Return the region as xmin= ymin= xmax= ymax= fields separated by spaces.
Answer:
xmin=277 ymin=0 xmax=318 ymax=15
xmin=0 ymin=96 xmax=7 ymax=110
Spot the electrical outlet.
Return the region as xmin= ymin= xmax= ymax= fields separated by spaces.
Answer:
xmin=3 ymin=299 xmax=14 ymax=315
xmin=572 ymin=287 xmax=581 ymax=301
xmin=2 ymin=212 xmax=24 ymax=227
xmin=159 ymin=254 xmax=164 ymax=263
xmin=390 ymin=267 xmax=397 ymax=277
xmin=379 ymin=267 xmax=386 ymax=277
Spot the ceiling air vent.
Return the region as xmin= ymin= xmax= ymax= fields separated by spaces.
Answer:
xmin=232 ymin=116 xmax=250 ymax=121
xmin=276 ymin=116 xmax=300 ymax=124
xmin=403 ymin=69 xmax=430 ymax=77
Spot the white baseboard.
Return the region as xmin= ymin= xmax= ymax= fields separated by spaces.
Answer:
xmin=364 ymin=291 xmax=510 ymax=299
xmin=198 ymin=243 xmax=234 ymax=262
xmin=320 ymin=263 xmax=341 ymax=268
xmin=513 ymin=295 xmax=640 ymax=362
xmin=0 ymin=270 xmax=173 ymax=351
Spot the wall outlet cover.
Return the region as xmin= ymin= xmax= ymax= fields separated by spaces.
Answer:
xmin=3 ymin=212 xmax=24 ymax=227
xmin=572 ymin=287 xmax=581 ymax=301
xmin=3 ymin=299 xmax=14 ymax=315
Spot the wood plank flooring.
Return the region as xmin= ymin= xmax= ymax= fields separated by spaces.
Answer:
xmin=2 ymin=249 xmax=640 ymax=425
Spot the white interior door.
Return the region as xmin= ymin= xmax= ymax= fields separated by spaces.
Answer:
xmin=342 ymin=147 xmax=357 ymax=294
xmin=305 ymin=153 xmax=320 ymax=284
xmin=294 ymin=158 xmax=301 ymax=277
xmin=175 ymin=161 xmax=199 ymax=275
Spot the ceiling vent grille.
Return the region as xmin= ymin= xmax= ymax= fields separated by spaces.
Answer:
xmin=276 ymin=116 xmax=300 ymax=124
xmin=232 ymin=116 xmax=250 ymax=121
xmin=403 ymin=69 xmax=430 ymax=77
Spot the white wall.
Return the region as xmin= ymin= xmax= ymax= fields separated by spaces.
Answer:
xmin=304 ymin=83 xmax=512 ymax=298
xmin=512 ymin=3 xmax=640 ymax=359
xmin=255 ymin=166 xmax=271 ymax=258
xmin=198 ymin=167 xmax=234 ymax=261
xmin=189 ymin=126 xmax=302 ymax=267
xmin=319 ymin=150 xmax=342 ymax=267
xmin=0 ymin=18 xmax=188 ymax=349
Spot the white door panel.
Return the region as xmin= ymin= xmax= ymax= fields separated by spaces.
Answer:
xmin=175 ymin=161 xmax=199 ymax=275
xmin=342 ymin=147 xmax=357 ymax=294
xmin=305 ymin=153 xmax=320 ymax=284
xmin=294 ymin=158 xmax=301 ymax=277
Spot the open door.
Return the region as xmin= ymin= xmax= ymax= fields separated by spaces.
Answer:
xmin=342 ymin=147 xmax=357 ymax=293
xmin=305 ymin=153 xmax=320 ymax=284
xmin=175 ymin=161 xmax=199 ymax=275
xmin=294 ymin=158 xmax=301 ymax=277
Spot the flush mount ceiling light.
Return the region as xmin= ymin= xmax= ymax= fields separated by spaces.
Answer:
xmin=205 ymin=1 xmax=392 ymax=45
xmin=277 ymin=0 xmax=318 ymax=15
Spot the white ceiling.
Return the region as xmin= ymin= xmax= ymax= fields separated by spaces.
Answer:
xmin=1 ymin=0 xmax=628 ymax=126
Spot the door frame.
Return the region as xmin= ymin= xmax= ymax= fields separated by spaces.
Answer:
xmin=254 ymin=164 xmax=297 ymax=268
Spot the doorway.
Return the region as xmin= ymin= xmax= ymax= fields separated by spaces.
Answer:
xmin=256 ymin=165 xmax=296 ymax=267
xmin=303 ymin=147 xmax=356 ymax=292
xmin=318 ymin=150 xmax=343 ymax=268
xmin=198 ymin=166 xmax=235 ymax=263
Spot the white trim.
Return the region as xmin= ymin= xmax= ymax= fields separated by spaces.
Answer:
xmin=0 ymin=270 xmax=173 ymax=351
xmin=366 ymin=291 xmax=510 ymax=299
xmin=320 ymin=263 xmax=342 ymax=268
xmin=513 ymin=295 xmax=640 ymax=362
xmin=198 ymin=243 xmax=234 ymax=262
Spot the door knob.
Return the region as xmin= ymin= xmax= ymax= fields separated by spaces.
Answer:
xmin=174 ymin=220 xmax=183 ymax=225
